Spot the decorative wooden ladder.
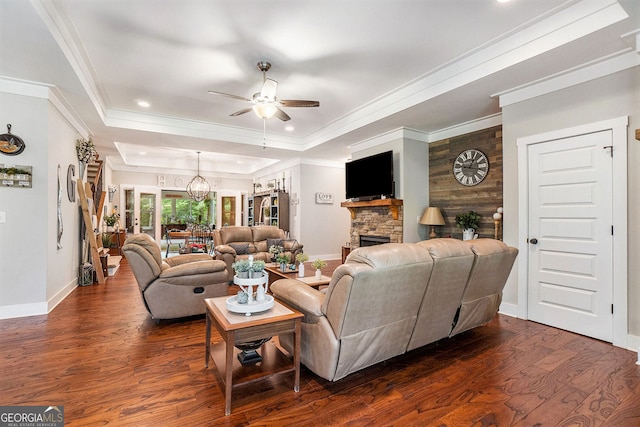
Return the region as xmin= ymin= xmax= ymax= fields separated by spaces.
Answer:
xmin=77 ymin=178 xmax=105 ymax=284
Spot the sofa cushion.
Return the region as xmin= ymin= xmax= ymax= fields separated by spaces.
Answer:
xmin=219 ymin=226 xmax=253 ymax=245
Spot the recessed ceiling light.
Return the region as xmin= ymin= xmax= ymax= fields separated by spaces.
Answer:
xmin=139 ymin=151 xmax=147 ymax=155
xmin=137 ymin=100 xmax=150 ymax=108
xmin=497 ymin=0 xmax=511 ymax=3
xmin=285 ymin=125 xmax=294 ymax=132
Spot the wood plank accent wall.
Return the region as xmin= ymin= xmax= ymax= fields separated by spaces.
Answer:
xmin=429 ymin=125 xmax=503 ymax=239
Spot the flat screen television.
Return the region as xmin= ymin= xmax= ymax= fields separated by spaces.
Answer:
xmin=345 ymin=150 xmax=394 ymax=201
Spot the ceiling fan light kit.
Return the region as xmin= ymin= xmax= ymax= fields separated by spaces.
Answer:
xmin=253 ymin=103 xmax=278 ymax=119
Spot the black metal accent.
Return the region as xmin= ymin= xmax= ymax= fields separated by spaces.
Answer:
xmin=193 ymin=287 xmax=204 ymax=294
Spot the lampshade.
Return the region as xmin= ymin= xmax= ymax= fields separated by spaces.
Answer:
xmin=253 ymin=103 xmax=278 ymax=119
xmin=420 ymin=207 xmax=445 ymax=239
xmin=420 ymin=207 xmax=445 ymax=225
xmin=186 ymin=151 xmax=210 ymax=202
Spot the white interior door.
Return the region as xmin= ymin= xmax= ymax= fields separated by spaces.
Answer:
xmin=527 ymin=131 xmax=613 ymax=342
xmin=122 ymin=186 xmax=161 ymax=241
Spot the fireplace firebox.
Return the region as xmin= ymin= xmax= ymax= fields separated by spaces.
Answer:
xmin=359 ymin=235 xmax=391 ymax=247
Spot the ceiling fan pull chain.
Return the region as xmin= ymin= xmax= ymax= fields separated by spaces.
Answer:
xmin=263 ymin=118 xmax=267 ymax=149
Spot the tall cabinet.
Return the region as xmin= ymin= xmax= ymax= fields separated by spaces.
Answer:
xmin=248 ymin=191 xmax=290 ymax=232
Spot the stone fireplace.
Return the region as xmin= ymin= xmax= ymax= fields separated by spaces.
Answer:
xmin=341 ymin=199 xmax=403 ymax=249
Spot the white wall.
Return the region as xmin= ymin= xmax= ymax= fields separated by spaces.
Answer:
xmin=0 ymin=86 xmax=82 ymax=319
xmin=501 ymin=67 xmax=639 ymax=336
xmin=298 ymin=163 xmax=350 ymax=259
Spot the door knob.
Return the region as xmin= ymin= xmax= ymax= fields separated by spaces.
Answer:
xmin=529 ymin=238 xmax=538 ymax=244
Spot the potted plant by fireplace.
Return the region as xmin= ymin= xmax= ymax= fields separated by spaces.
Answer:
xmin=311 ymin=258 xmax=327 ymax=279
xmin=455 ymin=210 xmax=481 ymax=240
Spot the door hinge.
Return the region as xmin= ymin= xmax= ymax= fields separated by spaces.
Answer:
xmin=603 ymin=145 xmax=613 ymax=157
xmin=611 ymin=304 xmax=614 ymax=314
xmin=611 ymin=225 xmax=614 ymax=235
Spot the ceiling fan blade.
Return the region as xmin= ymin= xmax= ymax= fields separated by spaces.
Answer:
xmin=261 ymin=78 xmax=278 ymax=100
xmin=274 ymin=107 xmax=291 ymax=121
xmin=230 ymin=107 xmax=254 ymax=117
xmin=208 ymin=90 xmax=252 ymax=102
xmin=279 ymin=99 xmax=320 ymax=108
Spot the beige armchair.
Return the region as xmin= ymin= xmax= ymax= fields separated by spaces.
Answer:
xmin=123 ymin=233 xmax=229 ymax=319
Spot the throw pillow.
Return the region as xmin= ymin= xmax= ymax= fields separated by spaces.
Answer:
xmin=229 ymin=243 xmax=250 ymax=255
xmin=267 ymin=238 xmax=283 ymax=250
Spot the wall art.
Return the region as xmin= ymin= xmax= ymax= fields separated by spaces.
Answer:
xmin=0 ymin=124 xmax=26 ymax=156
xmin=1 ymin=164 xmax=32 ymax=188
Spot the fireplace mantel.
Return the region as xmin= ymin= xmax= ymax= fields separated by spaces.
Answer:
xmin=341 ymin=199 xmax=403 ymax=220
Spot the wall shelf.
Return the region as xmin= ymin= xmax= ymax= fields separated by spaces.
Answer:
xmin=340 ymin=199 xmax=403 ymax=220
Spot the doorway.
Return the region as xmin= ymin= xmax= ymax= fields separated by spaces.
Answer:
xmin=517 ymin=117 xmax=628 ymax=347
xmin=221 ymin=196 xmax=236 ymax=227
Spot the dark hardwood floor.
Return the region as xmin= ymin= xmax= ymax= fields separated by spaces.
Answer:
xmin=1 ymin=258 xmax=639 ymax=426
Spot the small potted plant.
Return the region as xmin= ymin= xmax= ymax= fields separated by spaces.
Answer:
xmin=232 ymin=259 xmax=251 ymax=278
xmin=276 ymin=253 xmax=290 ymax=272
xmin=250 ymin=260 xmax=265 ymax=278
xmin=104 ymin=210 xmax=120 ymax=232
xmin=295 ymin=253 xmax=309 ymax=278
xmin=311 ymin=258 xmax=327 ymax=279
xmin=269 ymin=244 xmax=283 ymax=263
xmin=455 ymin=210 xmax=481 ymax=240
xmin=101 ymin=233 xmax=111 ymax=252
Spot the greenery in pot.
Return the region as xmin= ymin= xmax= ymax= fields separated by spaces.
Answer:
xmin=311 ymin=258 xmax=327 ymax=270
xmin=232 ymin=259 xmax=251 ymax=277
xmin=101 ymin=233 xmax=111 ymax=249
xmin=250 ymin=260 xmax=265 ymax=274
xmin=276 ymin=253 xmax=290 ymax=265
xmin=455 ymin=210 xmax=481 ymax=230
xmin=104 ymin=211 xmax=120 ymax=227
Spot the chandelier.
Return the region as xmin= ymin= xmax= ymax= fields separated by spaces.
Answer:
xmin=186 ymin=151 xmax=210 ymax=201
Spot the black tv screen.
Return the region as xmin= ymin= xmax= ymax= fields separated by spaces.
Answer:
xmin=345 ymin=150 xmax=394 ymax=200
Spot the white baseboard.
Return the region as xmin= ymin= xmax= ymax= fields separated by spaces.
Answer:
xmin=48 ymin=279 xmax=78 ymax=313
xmin=0 ymin=278 xmax=77 ymax=320
xmin=0 ymin=302 xmax=48 ymax=320
xmin=627 ymin=334 xmax=640 ymax=365
xmin=498 ymin=301 xmax=519 ymax=318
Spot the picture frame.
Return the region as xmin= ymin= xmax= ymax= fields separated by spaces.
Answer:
xmin=267 ymin=179 xmax=276 ymax=189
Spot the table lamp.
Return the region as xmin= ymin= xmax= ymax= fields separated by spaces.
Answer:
xmin=420 ymin=207 xmax=445 ymax=239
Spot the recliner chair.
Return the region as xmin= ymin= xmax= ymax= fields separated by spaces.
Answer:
xmin=123 ymin=233 xmax=229 ymax=319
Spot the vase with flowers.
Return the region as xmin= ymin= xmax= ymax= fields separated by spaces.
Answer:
xmin=295 ymin=253 xmax=309 ymax=278
xmin=75 ymin=137 xmax=97 ymax=180
xmin=311 ymin=258 xmax=327 ymax=279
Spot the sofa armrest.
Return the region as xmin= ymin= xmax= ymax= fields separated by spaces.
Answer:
xmin=160 ymin=259 xmax=226 ymax=279
xmin=271 ymin=279 xmax=324 ymax=319
xmin=214 ymin=244 xmax=237 ymax=256
xmin=165 ymin=253 xmax=213 ymax=267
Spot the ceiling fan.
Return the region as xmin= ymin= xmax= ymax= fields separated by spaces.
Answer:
xmin=208 ymin=61 xmax=319 ymax=121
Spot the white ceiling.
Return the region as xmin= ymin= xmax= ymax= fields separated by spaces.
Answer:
xmin=1 ymin=0 xmax=638 ymax=177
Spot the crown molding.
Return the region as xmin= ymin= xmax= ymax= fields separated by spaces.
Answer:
xmin=427 ymin=114 xmax=503 ymax=142
xmin=0 ymin=77 xmax=90 ymax=137
xmin=33 ymin=0 xmax=629 ymax=152
xmin=495 ymin=49 xmax=640 ymax=107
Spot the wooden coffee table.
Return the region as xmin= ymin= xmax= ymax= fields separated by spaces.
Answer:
xmin=265 ymin=263 xmax=331 ymax=289
xmin=204 ymin=296 xmax=303 ymax=415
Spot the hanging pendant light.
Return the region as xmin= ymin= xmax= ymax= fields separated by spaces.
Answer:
xmin=186 ymin=151 xmax=210 ymax=201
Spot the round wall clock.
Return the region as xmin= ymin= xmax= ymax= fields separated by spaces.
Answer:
xmin=453 ymin=149 xmax=489 ymax=186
